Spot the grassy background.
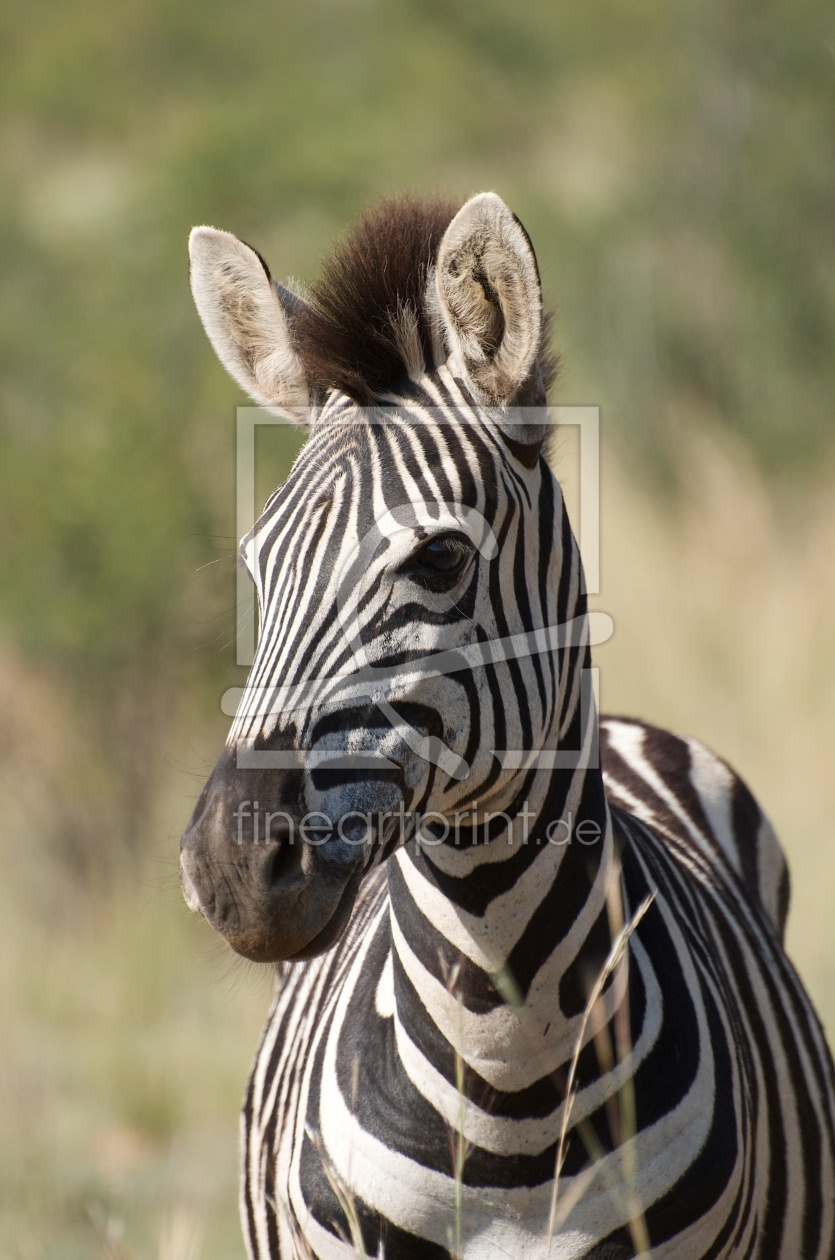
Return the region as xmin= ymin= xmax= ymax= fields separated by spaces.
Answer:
xmin=2 ymin=0 xmax=835 ymax=1254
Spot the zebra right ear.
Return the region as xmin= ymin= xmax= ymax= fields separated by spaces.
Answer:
xmin=433 ymin=193 xmax=543 ymax=407
xmin=188 ymin=227 xmax=311 ymax=420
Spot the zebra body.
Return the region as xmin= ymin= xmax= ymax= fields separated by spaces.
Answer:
xmin=242 ymin=716 xmax=828 ymax=1258
xmin=180 ymin=194 xmax=835 ymax=1257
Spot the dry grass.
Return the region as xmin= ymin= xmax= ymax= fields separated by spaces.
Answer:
xmin=547 ymin=877 xmax=655 ymax=1254
xmin=577 ymin=430 xmax=835 ymax=1036
xmin=0 ymin=702 xmax=270 ymax=1260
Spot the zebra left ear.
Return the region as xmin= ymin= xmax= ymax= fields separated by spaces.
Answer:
xmin=188 ymin=226 xmax=311 ymax=421
xmin=433 ymin=193 xmax=544 ymax=411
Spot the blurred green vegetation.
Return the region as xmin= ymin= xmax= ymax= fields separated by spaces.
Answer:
xmin=3 ymin=0 xmax=835 ymax=858
xmin=2 ymin=0 xmax=834 ymax=1255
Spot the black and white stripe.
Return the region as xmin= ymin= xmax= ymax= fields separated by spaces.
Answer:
xmin=181 ymin=194 xmax=835 ymax=1258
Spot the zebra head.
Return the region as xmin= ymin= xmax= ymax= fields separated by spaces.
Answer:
xmin=180 ymin=194 xmax=587 ymax=963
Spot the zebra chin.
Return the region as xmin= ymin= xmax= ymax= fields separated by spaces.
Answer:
xmin=208 ymin=861 xmax=364 ymax=965
xmin=178 ymin=746 xmax=367 ymax=964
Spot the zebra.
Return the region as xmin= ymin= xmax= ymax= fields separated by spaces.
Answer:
xmin=179 ymin=192 xmax=835 ymax=1258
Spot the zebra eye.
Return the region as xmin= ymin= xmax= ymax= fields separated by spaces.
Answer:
xmin=415 ymin=535 xmax=471 ymax=576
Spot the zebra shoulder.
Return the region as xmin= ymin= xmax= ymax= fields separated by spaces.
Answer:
xmin=599 ymin=714 xmax=791 ymax=941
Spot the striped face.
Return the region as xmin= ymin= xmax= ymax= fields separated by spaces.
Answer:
xmin=232 ymin=389 xmax=571 ymax=852
xmin=180 ymin=193 xmax=568 ymax=961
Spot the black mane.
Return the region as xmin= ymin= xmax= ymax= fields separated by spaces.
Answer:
xmin=292 ymin=196 xmax=457 ymax=404
xmin=291 ymin=194 xmax=557 ymax=405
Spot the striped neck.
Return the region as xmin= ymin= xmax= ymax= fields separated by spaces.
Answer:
xmin=387 ymin=653 xmax=618 ymax=1095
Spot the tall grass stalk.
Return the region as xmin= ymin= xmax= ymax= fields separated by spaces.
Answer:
xmin=547 ymin=884 xmax=655 ymax=1252
xmin=305 ymin=1124 xmax=369 ymax=1259
xmin=439 ymin=953 xmax=473 ymax=1259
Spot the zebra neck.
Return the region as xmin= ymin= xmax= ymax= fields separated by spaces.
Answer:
xmin=387 ymin=720 xmax=618 ymax=1090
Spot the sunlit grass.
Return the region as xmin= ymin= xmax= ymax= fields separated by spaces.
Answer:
xmin=569 ymin=428 xmax=835 ymax=1037
xmin=547 ymin=880 xmax=654 ymax=1254
xmin=0 ymin=765 xmax=271 ymax=1260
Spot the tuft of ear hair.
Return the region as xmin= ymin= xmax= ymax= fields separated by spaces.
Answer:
xmin=433 ymin=192 xmax=544 ymax=407
xmin=188 ymin=227 xmax=311 ymax=420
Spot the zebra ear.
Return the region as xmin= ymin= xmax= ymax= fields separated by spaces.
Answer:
xmin=188 ymin=227 xmax=311 ymax=420
xmin=433 ymin=193 xmax=543 ymax=408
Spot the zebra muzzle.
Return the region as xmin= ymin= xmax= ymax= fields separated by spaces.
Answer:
xmin=178 ymin=747 xmax=365 ymax=963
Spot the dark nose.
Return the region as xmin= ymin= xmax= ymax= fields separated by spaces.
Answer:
xmin=179 ymin=745 xmax=362 ymax=963
xmin=179 ymin=746 xmax=310 ymax=960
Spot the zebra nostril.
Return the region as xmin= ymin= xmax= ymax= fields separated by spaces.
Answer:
xmin=267 ymin=813 xmax=294 ymax=845
xmin=265 ymin=839 xmax=298 ymax=890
